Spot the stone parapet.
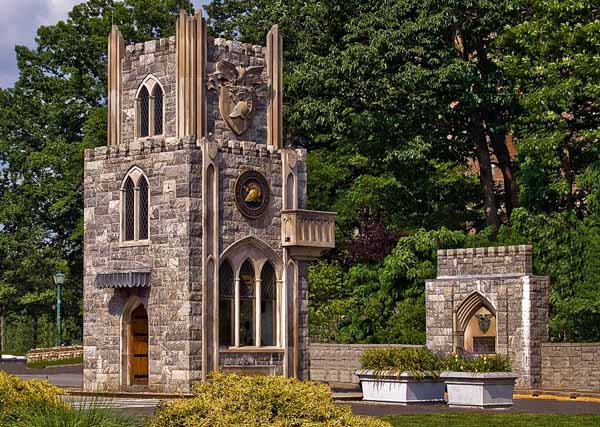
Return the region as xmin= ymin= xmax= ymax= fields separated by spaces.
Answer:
xmin=309 ymin=343 xmax=423 ymax=384
xmin=27 ymin=346 xmax=83 ymax=364
xmin=437 ymin=245 xmax=533 ymax=277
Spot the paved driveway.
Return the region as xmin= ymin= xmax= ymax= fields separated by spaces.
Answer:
xmin=3 ymin=361 xmax=600 ymax=417
xmin=0 ymin=361 xmax=83 ymax=389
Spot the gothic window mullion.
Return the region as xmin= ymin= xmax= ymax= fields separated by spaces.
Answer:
xmin=134 ymin=184 xmax=140 ymax=241
xmin=255 ymin=278 xmax=262 ymax=348
xmin=148 ymin=95 xmax=155 ymax=137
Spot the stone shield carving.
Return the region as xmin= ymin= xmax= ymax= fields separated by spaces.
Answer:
xmin=209 ymin=60 xmax=265 ymax=136
xmin=235 ymin=170 xmax=270 ymax=219
xmin=476 ymin=314 xmax=493 ymax=334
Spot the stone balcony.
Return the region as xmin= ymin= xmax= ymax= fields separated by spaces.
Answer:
xmin=281 ymin=209 xmax=336 ymax=260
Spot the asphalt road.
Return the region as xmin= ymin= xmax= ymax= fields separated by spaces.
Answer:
xmin=3 ymin=361 xmax=600 ymax=417
xmin=0 ymin=360 xmax=82 ymax=388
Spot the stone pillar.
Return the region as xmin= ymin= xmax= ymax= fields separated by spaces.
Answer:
xmin=267 ymin=25 xmax=283 ymax=149
xmin=426 ymin=245 xmax=550 ymax=389
xmin=107 ymin=25 xmax=124 ymax=146
xmin=176 ymin=10 xmax=207 ymax=139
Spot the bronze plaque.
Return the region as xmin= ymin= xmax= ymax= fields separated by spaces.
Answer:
xmin=235 ymin=171 xmax=270 ymax=219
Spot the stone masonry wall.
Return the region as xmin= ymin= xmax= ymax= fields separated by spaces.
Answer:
xmin=207 ymin=39 xmax=267 ymax=144
xmin=426 ymin=245 xmax=550 ymax=389
xmin=27 ymin=346 xmax=83 ymax=364
xmin=309 ymin=344 xmax=423 ymax=384
xmin=541 ymin=343 xmax=600 ymax=393
xmin=437 ymin=245 xmax=533 ymax=277
xmin=83 ymin=136 xmax=201 ymax=393
xmin=122 ymin=38 xmax=177 ymax=146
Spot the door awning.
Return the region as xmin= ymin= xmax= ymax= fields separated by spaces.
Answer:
xmin=95 ymin=271 xmax=151 ymax=289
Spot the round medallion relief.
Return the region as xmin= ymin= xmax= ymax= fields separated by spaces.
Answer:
xmin=234 ymin=170 xmax=270 ymax=219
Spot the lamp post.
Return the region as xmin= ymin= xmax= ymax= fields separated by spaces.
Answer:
xmin=53 ymin=273 xmax=65 ymax=347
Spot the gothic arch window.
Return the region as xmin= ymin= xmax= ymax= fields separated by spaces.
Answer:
xmin=136 ymin=75 xmax=164 ymax=138
xmin=121 ymin=167 xmax=150 ymax=243
xmin=217 ymin=237 xmax=283 ymax=349
xmin=260 ymin=261 xmax=277 ymax=346
xmin=219 ymin=260 xmax=234 ymax=347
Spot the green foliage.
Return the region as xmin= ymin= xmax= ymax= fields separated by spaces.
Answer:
xmin=385 ymin=414 xmax=600 ymax=427
xmin=309 ymin=229 xmax=464 ymax=344
xmin=359 ymin=347 xmax=440 ymax=379
xmin=498 ymin=0 xmax=600 ymax=214
xmin=0 ymin=371 xmax=65 ymax=426
xmin=15 ymin=401 xmax=137 ymax=427
xmin=0 ymin=0 xmax=194 ymax=352
xmin=150 ymin=372 xmax=391 ymax=427
xmin=441 ymin=354 xmax=512 ymax=373
xmin=26 ymin=356 xmax=83 ymax=369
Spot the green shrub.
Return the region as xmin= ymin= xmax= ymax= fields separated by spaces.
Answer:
xmin=15 ymin=399 xmax=137 ymax=427
xmin=442 ymin=354 xmax=512 ymax=373
xmin=26 ymin=356 xmax=83 ymax=369
xmin=150 ymin=372 xmax=391 ymax=427
xmin=359 ymin=347 xmax=440 ymax=379
xmin=0 ymin=371 xmax=66 ymax=426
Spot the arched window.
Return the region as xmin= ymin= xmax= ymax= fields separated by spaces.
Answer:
xmin=260 ymin=262 xmax=277 ymax=346
xmin=121 ymin=167 xmax=150 ymax=242
xmin=152 ymin=85 xmax=163 ymax=135
xmin=239 ymin=260 xmax=256 ymax=346
xmin=136 ymin=75 xmax=164 ymax=138
xmin=219 ymin=260 xmax=234 ymax=347
xmin=217 ymin=237 xmax=283 ymax=350
xmin=139 ymin=86 xmax=150 ymax=137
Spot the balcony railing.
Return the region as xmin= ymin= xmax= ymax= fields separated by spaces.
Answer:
xmin=281 ymin=210 xmax=336 ymax=259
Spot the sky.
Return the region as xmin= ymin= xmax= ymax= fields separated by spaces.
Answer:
xmin=0 ymin=0 xmax=208 ymax=88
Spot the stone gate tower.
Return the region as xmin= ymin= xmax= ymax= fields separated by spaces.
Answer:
xmin=83 ymin=12 xmax=335 ymax=393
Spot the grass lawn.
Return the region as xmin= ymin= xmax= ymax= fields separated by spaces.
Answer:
xmin=26 ymin=356 xmax=83 ymax=369
xmin=384 ymin=414 xmax=600 ymax=426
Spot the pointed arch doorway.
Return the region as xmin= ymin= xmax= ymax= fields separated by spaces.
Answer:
xmin=124 ymin=303 xmax=149 ymax=386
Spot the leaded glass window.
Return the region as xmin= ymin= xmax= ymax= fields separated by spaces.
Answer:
xmin=139 ymin=86 xmax=149 ymax=137
xmin=219 ymin=260 xmax=234 ymax=347
xmin=124 ymin=177 xmax=135 ymax=241
xmin=153 ymin=86 xmax=163 ymax=135
xmin=139 ymin=176 xmax=149 ymax=240
xmin=261 ymin=262 xmax=276 ymax=346
xmin=239 ymin=260 xmax=255 ymax=346
xmin=121 ymin=168 xmax=150 ymax=243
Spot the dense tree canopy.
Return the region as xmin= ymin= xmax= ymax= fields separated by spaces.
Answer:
xmin=1 ymin=0 xmax=600 ymax=349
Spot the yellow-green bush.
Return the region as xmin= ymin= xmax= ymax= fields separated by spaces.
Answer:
xmin=151 ymin=372 xmax=391 ymax=427
xmin=0 ymin=370 xmax=66 ymax=425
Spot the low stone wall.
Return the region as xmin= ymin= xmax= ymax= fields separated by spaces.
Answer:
xmin=27 ymin=346 xmax=83 ymax=364
xmin=309 ymin=343 xmax=423 ymax=384
xmin=541 ymin=343 xmax=600 ymax=393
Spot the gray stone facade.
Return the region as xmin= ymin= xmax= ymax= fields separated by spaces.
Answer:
xmin=541 ymin=343 xmax=600 ymax=393
xmin=310 ymin=344 xmax=423 ymax=384
xmin=84 ymin=15 xmax=333 ymax=393
xmin=426 ymin=245 xmax=550 ymax=389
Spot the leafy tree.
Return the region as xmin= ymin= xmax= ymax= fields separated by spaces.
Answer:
xmin=0 ymin=0 xmax=193 ymax=350
xmin=499 ymin=0 xmax=600 ymax=215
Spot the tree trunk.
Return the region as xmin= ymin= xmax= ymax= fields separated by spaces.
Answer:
xmin=490 ymin=132 xmax=518 ymax=221
xmin=0 ymin=308 xmax=5 ymax=353
xmin=32 ymin=316 xmax=38 ymax=350
xmin=473 ymin=116 xmax=500 ymax=232
xmin=560 ymin=139 xmax=575 ymax=210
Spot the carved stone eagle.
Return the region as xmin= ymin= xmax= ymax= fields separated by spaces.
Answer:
xmin=208 ymin=60 xmax=265 ymax=135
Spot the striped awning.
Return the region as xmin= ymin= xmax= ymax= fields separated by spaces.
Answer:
xmin=95 ymin=271 xmax=151 ymax=289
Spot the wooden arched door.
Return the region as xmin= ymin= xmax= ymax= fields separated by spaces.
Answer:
xmin=129 ymin=305 xmax=148 ymax=385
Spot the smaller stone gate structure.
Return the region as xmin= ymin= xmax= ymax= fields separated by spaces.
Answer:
xmin=426 ymin=245 xmax=550 ymax=389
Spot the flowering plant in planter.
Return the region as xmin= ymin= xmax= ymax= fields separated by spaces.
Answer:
xmin=442 ymin=353 xmax=511 ymax=373
xmin=440 ymin=353 xmax=517 ymax=408
xmin=356 ymin=348 xmax=445 ymax=403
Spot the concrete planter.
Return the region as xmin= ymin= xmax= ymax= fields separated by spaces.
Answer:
xmin=355 ymin=369 xmax=445 ymax=404
xmin=441 ymin=371 xmax=518 ymax=408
